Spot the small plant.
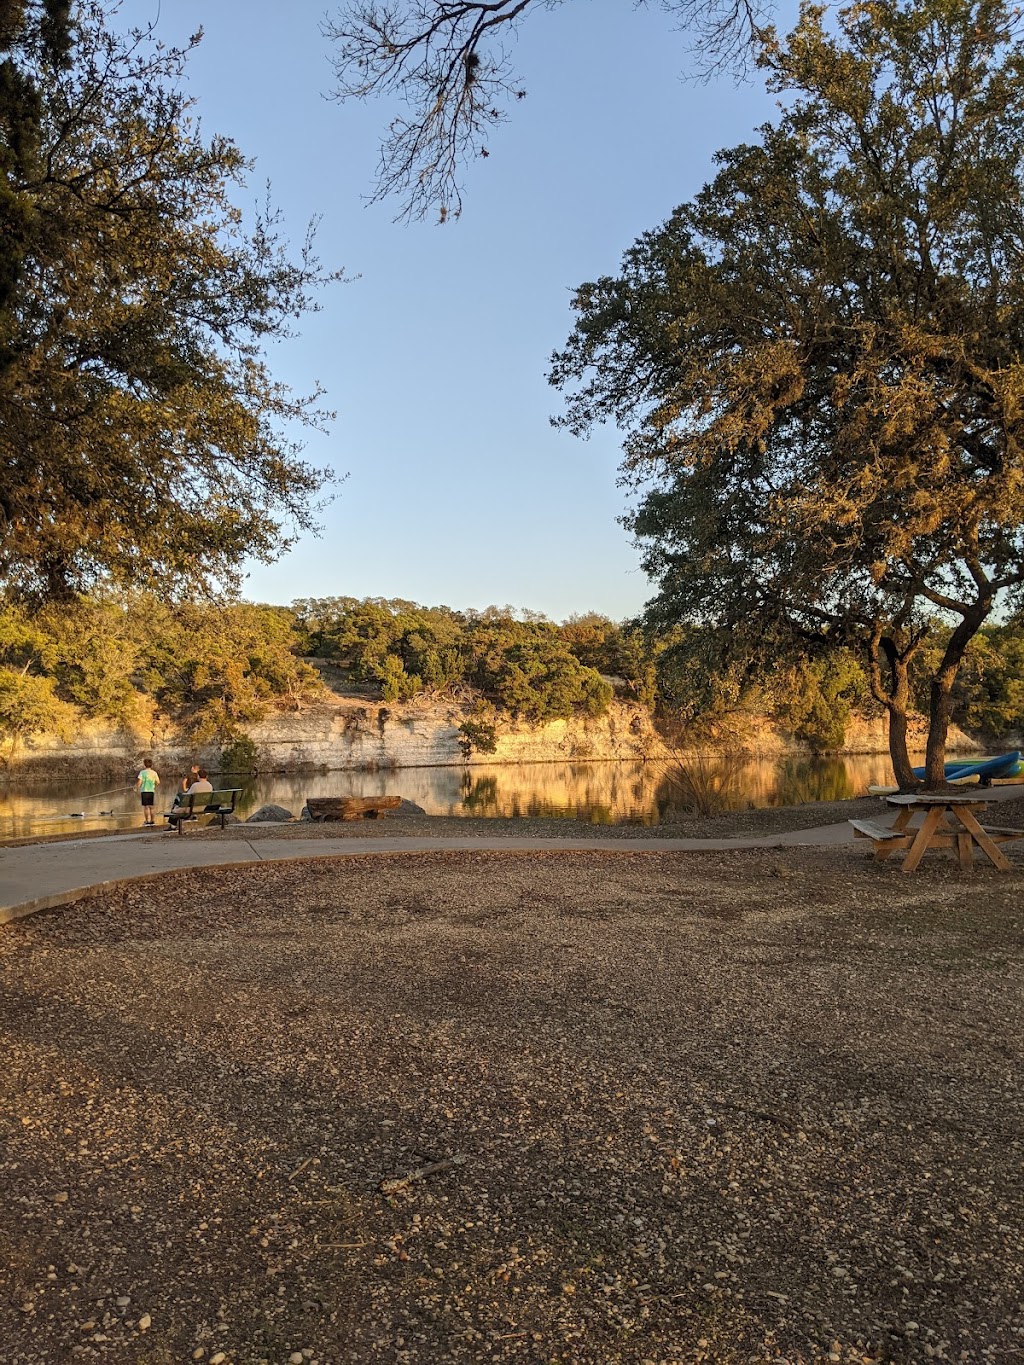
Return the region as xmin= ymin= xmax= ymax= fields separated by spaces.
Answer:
xmin=661 ymin=752 xmax=743 ymax=818
xmin=220 ymin=732 xmax=259 ymax=775
xmin=459 ymin=718 xmax=499 ymax=755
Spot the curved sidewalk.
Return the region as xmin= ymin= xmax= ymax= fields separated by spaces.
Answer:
xmin=0 ymin=823 xmax=856 ymax=926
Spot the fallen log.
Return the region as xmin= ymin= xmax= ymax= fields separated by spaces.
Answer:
xmin=306 ymin=796 xmax=402 ymax=822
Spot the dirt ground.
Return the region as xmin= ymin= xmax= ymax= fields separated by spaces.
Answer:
xmin=201 ymin=795 xmax=894 ymax=843
xmin=1 ymin=841 xmax=1023 ymax=1365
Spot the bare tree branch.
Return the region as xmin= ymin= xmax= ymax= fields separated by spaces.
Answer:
xmin=322 ymin=0 xmax=771 ymax=221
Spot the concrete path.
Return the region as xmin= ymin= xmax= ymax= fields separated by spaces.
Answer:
xmin=0 ymin=822 xmax=857 ymax=925
xmin=6 ymin=783 xmax=1023 ymax=926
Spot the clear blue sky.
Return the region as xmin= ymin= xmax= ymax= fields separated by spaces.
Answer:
xmin=116 ymin=0 xmax=791 ymax=621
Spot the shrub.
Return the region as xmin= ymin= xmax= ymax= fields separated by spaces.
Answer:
xmin=220 ymin=733 xmax=259 ymax=775
xmin=459 ymin=719 xmax=499 ymax=755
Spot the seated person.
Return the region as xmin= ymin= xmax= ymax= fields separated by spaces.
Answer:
xmin=171 ymin=764 xmax=200 ymax=809
xmin=186 ymin=768 xmax=214 ymax=796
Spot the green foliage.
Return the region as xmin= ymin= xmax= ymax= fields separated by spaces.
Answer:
xmin=561 ymin=613 xmax=659 ymax=710
xmin=220 ymin=733 xmax=260 ymax=776
xmin=294 ymin=597 xmax=615 ymax=723
xmin=294 ymin=597 xmax=467 ymax=693
xmin=0 ymin=590 xmax=325 ymax=750
xmin=918 ymin=625 xmax=1024 ymax=737
xmin=36 ymin=595 xmax=142 ymax=726
xmin=654 ymin=626 xmax=877 ymax=751
xmin=551 ymin=0 xmax=1024 ymax=783
xmin=0 ymin=666 xmax=74 ymax=763
xmin=655 ymin=628 xmax=752 ymax=737
xmin=0 ymin=2 xmax=73 ymax=341
xmin=771 ymin=651 xmax=869 ymax=753
xmin=458 ymin=718 xmax=499 ymax=755
xmin=0 ymin=3 xmax=336 ymax=600
xmin=465 ymin=625 xmax=612 ymax=723
xmin=32 ymin=588 xmax=1024 ymax=761
xmin=137 ymin=599 xmax=324 ymax=743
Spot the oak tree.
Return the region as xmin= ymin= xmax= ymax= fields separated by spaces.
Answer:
xmin=551 ymin=0 xmax=1024 ymax=788
xmin=0 ymin=2 xmax=338 ymax=600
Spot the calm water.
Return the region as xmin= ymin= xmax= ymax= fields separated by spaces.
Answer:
xmin=0 ymin=754 xmax=920 ymax=839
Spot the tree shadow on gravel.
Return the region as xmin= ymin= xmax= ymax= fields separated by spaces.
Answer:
xmin=2 ymin=850 xmax=1024 ymax=1361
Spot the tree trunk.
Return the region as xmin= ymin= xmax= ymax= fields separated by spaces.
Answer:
xmin=923 ymin=611 xmax=987 ymax=789
xmin=925 ymin=677 xmax=953 ymax=790
xmin=887 ymin=688 xmax=917 ymax=790
xmin=867 ymin=625 xmax=920 ymax=791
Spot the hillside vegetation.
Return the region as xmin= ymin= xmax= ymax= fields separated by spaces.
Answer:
xmin=1 ymin=593 xmax=1023 ymax=765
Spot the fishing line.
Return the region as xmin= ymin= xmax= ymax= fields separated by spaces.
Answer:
xmin=82 ymin=785 xmax=136 ymax=801
xmin=1 ymin=784 xmax=137 ymax=824
xmin=61 ymin=784 xmax=136 ymax=819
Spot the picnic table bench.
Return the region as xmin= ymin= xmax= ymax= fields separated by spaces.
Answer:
xmin=164 ymin=788 xmax=241 ymax=835
xmin=850 ymin=793 xmax=1024 ymax=872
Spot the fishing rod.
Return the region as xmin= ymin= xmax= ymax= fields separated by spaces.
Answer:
xmin=82 ymin=785 xmax=136 ymax=801
xmin=20 ymin=784 xmax=137 ymax=822
xmin=60 ymin=785 xmax=137 ymax=818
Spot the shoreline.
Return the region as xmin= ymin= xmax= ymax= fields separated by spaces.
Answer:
xmin=0 ymin=745 xmax=979 ymax=784
xmin=5 ymin=784 xmax=1024 ymax=849
xmin=0 ymin=793 xmax=886 ymax=850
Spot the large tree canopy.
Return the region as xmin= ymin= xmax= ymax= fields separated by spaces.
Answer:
xmin=0 ymin=1 xmax=339 ymax=600
xmin=0 ymin=1 xmax=72 ymax=328
xmin=323 ymin=0 xmax=770 ymax=221
xmin=551 ymin=0 xmax=1024 ymax=788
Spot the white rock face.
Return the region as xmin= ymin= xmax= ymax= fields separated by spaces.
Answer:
xmin=9 ymin=687 xmax=977 ymax=776
xmin=12 ymin=696 xmax=667 ymax=774
xmin=244 ymin=697 xmax=664 ymax=772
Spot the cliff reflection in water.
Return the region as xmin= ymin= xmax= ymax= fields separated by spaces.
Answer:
xmin=0 ymin=753 xmax=907 ymax=838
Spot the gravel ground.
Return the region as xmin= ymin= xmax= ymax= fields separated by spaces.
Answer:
xmin=215 ymin=797 xmax=893 ymax=843
xmin=2 ymin=845 xmax=1023 ymax=1365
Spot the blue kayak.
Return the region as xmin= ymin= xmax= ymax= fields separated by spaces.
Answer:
xmin=910 ymin=750 xmax=1024 ymax=784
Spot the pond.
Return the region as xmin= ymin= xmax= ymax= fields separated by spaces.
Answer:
xmin=0 ymin=752 xmax=924 ymax=839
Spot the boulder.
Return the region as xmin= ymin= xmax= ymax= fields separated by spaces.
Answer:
xmin=246 ymin=803 xmax=294 ymax=823
xmin=395 ymin=798 xmax=427 ymax=816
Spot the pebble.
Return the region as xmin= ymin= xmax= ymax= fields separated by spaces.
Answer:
xmin=289 ymin=1354 xmax=304 ymax=1364
xmin=138 ymin=1314 xmax=151 ymax=1331
xmin=210 ymin=1353 xmax=226 ymax=1364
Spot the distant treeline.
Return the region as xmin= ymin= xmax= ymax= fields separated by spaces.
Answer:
xmin=0 ymin=595 xmax=321 ymax=762
xmin=1 ymin=592 xmax=1023 ymax=762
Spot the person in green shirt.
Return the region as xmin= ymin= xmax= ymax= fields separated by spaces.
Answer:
xmin=135 ymin=759 xmax=160 ymax=827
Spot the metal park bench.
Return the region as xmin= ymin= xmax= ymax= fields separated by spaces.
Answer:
xmin=164 ymin=789 xmax=241 ymax=835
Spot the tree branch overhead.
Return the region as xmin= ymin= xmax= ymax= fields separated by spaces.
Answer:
xmin=322 ymin=0 xmax=771 ymax=221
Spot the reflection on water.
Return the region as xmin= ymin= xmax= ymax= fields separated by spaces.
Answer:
xmin=0 ymin=753 xmax=919 ymax=838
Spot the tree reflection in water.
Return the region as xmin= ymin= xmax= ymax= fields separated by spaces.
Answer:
xmin=0 ymin=753 xmax=913 ymax=837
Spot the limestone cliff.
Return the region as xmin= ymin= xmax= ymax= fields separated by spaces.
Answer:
xmin=7 ymin=694 xmax=670 ymax=776
xmin=245 ymin=694 xmax=669 ymax=771
xmin=3 ymin=688 xmax=982 ymax=778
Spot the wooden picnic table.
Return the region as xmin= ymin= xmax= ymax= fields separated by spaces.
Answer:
xmin=850 ymin=793 xmax=1024 ymax=872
